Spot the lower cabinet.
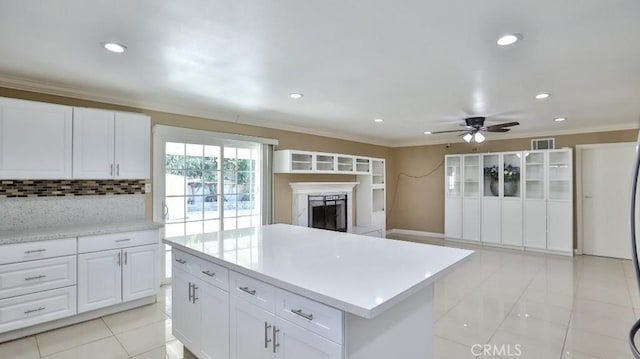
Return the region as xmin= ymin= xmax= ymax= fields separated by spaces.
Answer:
xmin=229 ymin=294 xmax=274 ymax=359
xmin=274 ymin=317 xmax=342 ymax=359
xmin=0 ymin=286 xmax=77 ymax=333
xmin=78 ymin=244 xmax=159 ymax=313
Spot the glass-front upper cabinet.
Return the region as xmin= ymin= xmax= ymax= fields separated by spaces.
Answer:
xmin=483 ymin=154 xmax=500 ymax=197
xmin=446 ymin=156 xmax=461 ymax=197
xmin=463 ymin=155 xmax=480 ymax=197
xmin=524 ymin=151 xmax=545 ymax=199
xmin=548 ymin=150 xmax=571 ymax=200
xmin=502 ymin=153 xmax=522 ymax=198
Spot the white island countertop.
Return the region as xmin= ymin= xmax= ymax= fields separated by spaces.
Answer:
xmin=163 ymin=223 xmax=473 ymax=319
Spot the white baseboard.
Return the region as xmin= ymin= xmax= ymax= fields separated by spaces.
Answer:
xmin=386 ymin=229 xmax=444 ymax=239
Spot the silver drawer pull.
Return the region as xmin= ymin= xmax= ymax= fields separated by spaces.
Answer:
xmin=24 ymin=275 xmax=46 ymax=281
xmin=291 ymin=309 xmax=314 ymax=321
xmin=264 ymin=321 xmax=272 ymax=348
xmin=239 ymin=286 xmax=256 ymax=296
xmin=115 ymin=238 xmax=131 ymax=243
xmin=201 ymin=270 xmax=216 ymax=277
xmin=175 ymin=258 xmax=187 ymax=264
xmin=24 ymin=307 xmax=46 ymax=315
xmin=24 ymin=249 xmax=46 ymax=254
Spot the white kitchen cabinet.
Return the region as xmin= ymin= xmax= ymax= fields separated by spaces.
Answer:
xmin=462 ymin=155 xmax=481 ymax=241
xmin=481 ymin=153 xmax=501 ymax=244
xmin=501 ymin=152 xmax=523 ymax=247
xmin=230 ymin=294 xmax=275 ymax=359
xmin=73 ymin=108 xmax=150 ymax=179
xmin=274 ymin=317 xmax=342 ymax=359
xmin=523 ymin=151 xmax=547 ymax=249
xmin=200 ymin=281 xmax=230 ymax=359
xmin=77 ymin=249 xmax=122 ymax=313
xmin=0 ymin=286 xmax=76 ymax=333
xmin=547 ymin=150 xmax=573 ymax=253
xmin=172 ymin=267 xmax=200 ymax=352
xmin=444 ymin=155 xmax=462 ymax=239
xmin=122 ymin=244 xmax=160 ymax=302
xmin=0 ymin=97 xmax=72 ymax=179
xmin=0 ymin=255 xmax=77 ymax=300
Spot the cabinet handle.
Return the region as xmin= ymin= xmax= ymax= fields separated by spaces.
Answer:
xmin=115 ymin=238 xmax=131 ymax=243
xmin=175 ymin=258 xmax=186 ymax=264
xmin=188 ymin=282 xmax=193 ymax=302
xmin=117 ymin=252 xmax=121 ymax=267
xmin=273 ymin=325 xmax=280 ymax=354
xmin=110 ymin=163 xmax=114 ymax=176
xmin=24 ymin=249 xmax=46 ymax=254
xmin=264 ymin=321 xmax=272 ymax=348
xmin=124 ymin=251 xmax=128 ymax=265
xmin=192 ymin=285 xmax=198 ymax=303
xmin=24 ymin=275 xmax=46 ymax=281
xmin=201 ymin=270 xmax=216 ymax=277
xmin=116 ymin=164 xmax=120 ymax=176
xmin=291 ymin=309 xmax=314 ymax=321
xmin=24 ymin=306 xmax=46 ymax=315
xmin=239 ymin=286 xmax=256 ymax=296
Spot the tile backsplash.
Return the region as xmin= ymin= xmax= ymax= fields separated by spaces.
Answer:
xmin=0 ymin=180 xmax=146 ymax=198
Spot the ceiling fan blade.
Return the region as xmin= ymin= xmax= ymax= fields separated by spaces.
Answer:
xmin=485 ymin=128 xmax=510 ymax=132
xmin=485 ymin=121 xmax=520 ymax=130
xmin=429 ymin=129 xmax=468 ymax=134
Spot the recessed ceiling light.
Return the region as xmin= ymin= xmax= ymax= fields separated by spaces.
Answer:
xmin=289 ymin=93 xmax=304 ymax=99
xmin=423 ymin=131 xmax=432 ymax=135
xmin=497 ymin=34 xmax=520 ymax=46
xmin=535 ymin=93 xmax=550 ymax=100
xmin=374 ymin=118 xmax=384 ymax=123
xmin=102 ymin=42 xmax=127 ymax=53
xmin=554 ymin=117 xmax=567 ymax=122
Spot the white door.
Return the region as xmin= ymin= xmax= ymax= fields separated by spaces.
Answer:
xmin=230 ymin=294 xmax=275 ymax=359
xmin=122 ymin=244 xmax=159 ymax=302
xmin=77 ymin=249 xmax=122 ymax=313
xmin=114 ymin=112 xmax=150 ymax=179
xmin=172 ymin=267 xmax=200 ymax=352
xmin=0 ymin=97 xmax=72 ymax=179
xmin=200 ymin=282 xmax=230 ymax=359
xmin=581 ymin=144 xmax=635 ymax=259
xmin=72 ymin=107 xmax=115 ymax=179
xmin=274 ymin=317 xmax=342 ymax=359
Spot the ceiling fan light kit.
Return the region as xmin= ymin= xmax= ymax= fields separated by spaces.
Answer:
xmin=431 ymin=116 xmax=519 ymax=144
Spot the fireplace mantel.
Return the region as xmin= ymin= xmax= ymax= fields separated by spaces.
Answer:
xmin=289 ymin=182 xmax=359 ymax=194
xmin=289 ymin=182 xmax=358 ymax=229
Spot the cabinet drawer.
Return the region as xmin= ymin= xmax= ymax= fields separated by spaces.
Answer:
xmin=0 ymin=255 xmax=77 ymax=300
xmin=0 ymin=238 xmax=76 ymax=265
xmin=198 ymin=259 xmax=229 ymax=291
xmin=78 ymin=230 xmax=158 ymax=253
xmin=229 ymin=271 xmax=275 ymax=313
xmin=0 ymin=286 xmax=76 ymax=334
xmin=172 ymin=250 xmax=200 ymax=276
xmin=275 ymin=289 xmax=343 ymax=344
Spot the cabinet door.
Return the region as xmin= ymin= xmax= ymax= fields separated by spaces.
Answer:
xmin=199 ymin=282 xmax=230 ymax=359
xmin=114 ymin=112 xmax=150 ymax=179
xmin=122 ymin=244 xmax=159 ymax=302
xmin=72 ymin=107 xmax=115 ymax=179
xmin=172 ymin=267 xmax=200 ymax=353
xmin=274 ymin=317 xmax=342 ymax=359
xmin=230 ymin=294 xmax=275 ymax=359
xmin=523 ymin=201 xmax=547 ymax=249
xmin=548 ymin=201 xmax=572 ymax=253
xmin=0 ymin=98 xmax=72 ymax=179
xmin=77 ymin=249 xmax=122 ymax=313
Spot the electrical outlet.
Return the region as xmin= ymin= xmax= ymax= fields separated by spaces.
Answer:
xmin=144 ymin=183 xmax=152 ymax=193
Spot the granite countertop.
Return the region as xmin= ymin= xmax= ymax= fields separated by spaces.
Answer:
xmin=0 ymin=220 xmax=164 ymax=245
xmin=164 ymin=223 xmax=473 ymax=319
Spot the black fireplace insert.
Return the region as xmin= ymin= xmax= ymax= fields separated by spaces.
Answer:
xmin=308 ymin=194 xmax=347 ymax=232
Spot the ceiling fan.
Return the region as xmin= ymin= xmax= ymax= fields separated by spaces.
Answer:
xmin=430 ymin=117 xmax=520 ymax=143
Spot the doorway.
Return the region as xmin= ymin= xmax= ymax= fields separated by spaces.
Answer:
xmin=578 ymin=142 xmax=635 ymax=259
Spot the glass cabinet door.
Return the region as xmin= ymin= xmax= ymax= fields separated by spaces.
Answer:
xmin=483 ymin=154 xmax=500 ymax=197
xmin=548 ymin=151 xmax=571 ymax=200
xmin=463 ymin=155 xmax=480 ymax=197
xmin=524 ymin=152 xmax=545 ymax=199
xmin=503 ymin=153 xmax=522 ymax=198
xmin=446 ymin=156 xmax=461 ymax=197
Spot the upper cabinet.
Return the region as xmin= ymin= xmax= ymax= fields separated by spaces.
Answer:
xmin=274 ymin=150 xmax=377 ymax=175
xmin=0 ymin=97 xmax=73 ymax=179
xmin=73 ymin=108 xmax=150 ymax=179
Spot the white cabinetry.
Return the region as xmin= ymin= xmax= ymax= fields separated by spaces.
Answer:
xmin=356 ymin=159 xmax=386 ymax=235
xmin=481 ymin=153 xmax=501 ymax=244
xmin=546 ymin=150 xmax=573 ymax=252
xmin=444 ymin=155 xmax=462 ymax=239
xmin=0 ymin=97 xmax=72 ymax=179
xmin=73 ymin=108 xmax=150 ymax=179
xmin=173 ymin=250 xmax=230 ymax=359
xmin=77 ymin=230 xmax=159 ymax=313
xmin=462 ymin=155 xmax=481 ymax=241
xmin=501 ymin=152 xmax=523 ymax=247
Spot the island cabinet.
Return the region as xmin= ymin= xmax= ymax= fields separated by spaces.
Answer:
xmin=77 ymin=230 xmax=159 ymax=313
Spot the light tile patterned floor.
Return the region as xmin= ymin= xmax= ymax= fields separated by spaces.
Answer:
xmin=0 ymin=234 xmax=637 ymax=358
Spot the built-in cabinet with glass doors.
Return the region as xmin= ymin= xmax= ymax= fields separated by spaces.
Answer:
xmin=445 ymin=148 xmax=573 ymax=255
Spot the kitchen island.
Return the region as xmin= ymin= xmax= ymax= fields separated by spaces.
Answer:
xmin=163 ymin=223 xmax=473 ymax=359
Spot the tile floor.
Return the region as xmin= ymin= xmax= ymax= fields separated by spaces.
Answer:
xmin=0 ymin=235 xmax=638 ymax=359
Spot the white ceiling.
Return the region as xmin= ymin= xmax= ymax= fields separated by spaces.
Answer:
xmin=0 ymin=1 xmax=639 ymax=147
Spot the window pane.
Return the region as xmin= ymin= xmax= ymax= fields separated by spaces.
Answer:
xmin=237 ymin=216 xmax=252 ymax=229
xmin=186 ymin=221 xmax=204 ymax=235
xmin=204 ymin=195 xmax=220 ymax=219
xmin=204 ymin=220 xmax=220 ymax=233
xmin=165 ymin=170 xmax=186 ymax=196
xmin=186 ymin=197 xmax=204 ymax=221
xmin=165 ymin=196 xmax=186 ymax=222
xmin=166 ymin=142 xmax=185 ymax=169
xmin=224 ymin=217 xmax=237 ymax=230
xmin=251 ymin=215 xmax=261 ymax=226
xmin=224 ymin=197 xmax=237 ymax=218
xmin=204 ymin=146 xmax=220 ymax=171
xmin=165 ymin=222 xmax=185 ymax=238
xmin=186 ymin=144 xmax=203 ymax=169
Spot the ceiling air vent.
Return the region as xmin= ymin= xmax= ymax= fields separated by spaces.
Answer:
xmin=531 ymin=138 xmax=555 ymax=150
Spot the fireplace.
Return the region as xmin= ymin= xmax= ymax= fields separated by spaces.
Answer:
xmin=289 ymin=182 xmax=358 ymax=231
xmin=308 ymin=194 xmax=347 ymax=232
